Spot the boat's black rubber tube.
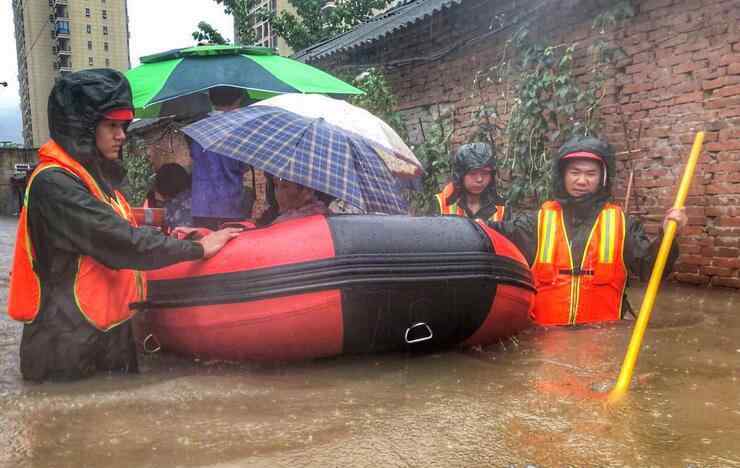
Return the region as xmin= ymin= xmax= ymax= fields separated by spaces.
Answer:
xmin=131 ymin=252 xmax=534 ymax=309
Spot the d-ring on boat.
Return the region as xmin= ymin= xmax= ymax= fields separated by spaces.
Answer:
xmin=132 ymin=215 xmax=535 ymax=361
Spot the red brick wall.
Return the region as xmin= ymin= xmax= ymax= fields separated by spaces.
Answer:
xmin=312 ymin=0 xmax=740 ymax=287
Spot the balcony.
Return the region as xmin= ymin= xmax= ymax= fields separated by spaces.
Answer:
xmin=54 ymin=20 xmax=70 ymax=37
xmin=53 ymin=7 xmax=69 ymax=20
xmin=55 ymin=55 xmax=72 ymax=72
xmin=54 ymin=38 xmax=71 ymax=54
xmin=52 ymin=45 xmax=72 ymax=55
xmin=53 ymin=0 xmax=68 ymax=6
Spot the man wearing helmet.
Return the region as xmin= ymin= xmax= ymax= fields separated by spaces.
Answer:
xmin=7 ymin=69 xmax=240 ymax=382
xmin=435 ymin=142 xmax=507 ymax=221
xmin=490 ymin=135 xmax=687 ymax=326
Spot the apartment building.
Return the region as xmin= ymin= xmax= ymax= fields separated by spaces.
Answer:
xmin=236 ymin=0 xmax=295 ymax=56
xmin=12 ymin=0 xmax=131 ymax=147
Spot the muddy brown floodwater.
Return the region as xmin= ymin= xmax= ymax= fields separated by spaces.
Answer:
xmin=0 ymin=216 xmax=738 ymax=467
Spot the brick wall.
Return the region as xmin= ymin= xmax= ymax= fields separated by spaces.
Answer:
xmin=310 ymin=0 xmax=740 ymax=288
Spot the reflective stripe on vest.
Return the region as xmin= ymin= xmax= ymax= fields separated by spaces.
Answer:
xmin=531 ymin=201 xmax=627 ymax=326
xmin=7 ymin=140 xmax=146 ymax=331
xmin=435 ymin=183 xmax=505 ymax=222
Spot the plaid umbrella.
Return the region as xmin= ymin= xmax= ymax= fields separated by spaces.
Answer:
xmin=125 ymin=45 xmax=363 ymax=118
xmin=252 ymin=94 xmax=423 ymax=178
xmin=181 ymin=101 xmax=409 ymax=214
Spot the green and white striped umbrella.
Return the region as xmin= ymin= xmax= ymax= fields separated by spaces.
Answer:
xmin=125 ymin=45 xmax=363 ymax=118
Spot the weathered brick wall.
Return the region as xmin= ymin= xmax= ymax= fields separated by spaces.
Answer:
xmin=312 ymin=0 xmax=740 ymax=288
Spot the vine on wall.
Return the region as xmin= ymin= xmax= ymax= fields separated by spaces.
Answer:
xmin=468 ymin=1 xmax=635 ymax=207
xmin=347 ymin=68 xmax=452 ymax=214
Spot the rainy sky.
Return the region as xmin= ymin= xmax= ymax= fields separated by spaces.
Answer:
xmin=0 ymin=0 xmax=234 ymax=144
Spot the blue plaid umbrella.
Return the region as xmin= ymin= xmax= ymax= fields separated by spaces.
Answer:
xmin=181 ymin=104 xmax=409 ymax=214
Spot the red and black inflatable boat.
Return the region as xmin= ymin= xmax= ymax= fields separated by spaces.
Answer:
xmin=133 ymin=215 xmax=535 ymax=361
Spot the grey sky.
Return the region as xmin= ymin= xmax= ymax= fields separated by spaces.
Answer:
xmin=0 ymin=0 xmax=234 ymax=144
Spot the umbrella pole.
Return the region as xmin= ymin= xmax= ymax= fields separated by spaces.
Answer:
xmin=608 ymin=132 xmax=704 ymax=404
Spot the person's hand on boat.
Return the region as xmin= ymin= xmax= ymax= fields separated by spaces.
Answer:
xmin=198 ymin=227 xmax=243 ymax=258
xmin=170 ymin=226 xmax=210 ymax=240
xmin=663 ymin=207 xmax=687 ymax=234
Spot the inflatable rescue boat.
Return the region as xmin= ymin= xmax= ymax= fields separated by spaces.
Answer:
xmin=133 ymin=215 xmax=535 ymax=361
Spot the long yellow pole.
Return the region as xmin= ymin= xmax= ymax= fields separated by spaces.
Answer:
xmin=608 ymin=132 xmax=704 ymax=404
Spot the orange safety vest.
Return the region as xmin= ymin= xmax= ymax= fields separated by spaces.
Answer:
xmin=435 ymin=183 xmax=505 ymax=222
xmin=531 ymin=201 xmax=627 ymax=325
xmin=7 ymin=140 xmax=146 ymax=331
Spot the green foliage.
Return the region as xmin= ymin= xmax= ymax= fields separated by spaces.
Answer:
xmin=407 ymin=118 xmax=453 ymax=215
xmin=212 ymin=0 xmax=258 ymax=45
xmin=345 ymin=68 xmax=450 ymax=214
xmin=471 ymin=1 xmax=634 ymax=208
xmin=192 ymin=21 xmax=230 ymax=44
xmin=260 ymin=0 xmax=392 ymax=51
xmin=121 ymin=140 xmax=154 ymax=207
xmin=349 ymin=68 xmax=406 ymax=139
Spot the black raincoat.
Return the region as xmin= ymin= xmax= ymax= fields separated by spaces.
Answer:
xmin=20 ymin=69 xmax=204 ymax=382
xmin=490 ymin=136 xmax=678 ymax=314
xmin=434 ymin=142 xmax=507 ymax=220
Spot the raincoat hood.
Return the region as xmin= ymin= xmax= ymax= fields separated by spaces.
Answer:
xmin=47 ymin=69 xmax=133 ymax=192
xmin=449 ymin=142 xmax=503 ymax=205
xmin=552 ymin=135 xmax=614 ymax=211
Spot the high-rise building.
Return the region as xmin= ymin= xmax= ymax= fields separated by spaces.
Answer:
xmin=12 ymin=0 xmax=131 ymax=148
xmin=236 ymin=0 xmax=295 ymax=56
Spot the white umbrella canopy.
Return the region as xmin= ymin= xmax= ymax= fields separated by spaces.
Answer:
xmin=252 ymin=93 xmax=423 ymax=178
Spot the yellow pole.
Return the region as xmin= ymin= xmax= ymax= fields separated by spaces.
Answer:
xmin=608 ymin=131 xmax=704 ymax=404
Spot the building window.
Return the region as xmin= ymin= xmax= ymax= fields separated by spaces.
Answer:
xmin=87 ymin=40 xmax=92 ymax=50
xmin=88 ymin=56 xmax=94 ymax=66
xmin=86 ymin=24 xmax=91 ymax=34
xmin=105 ymin=58 xmax=110 ymax=66
xmin=104 ymin=42 xmax=109 ymax=51
xmin=57 ymin=21 xmax=70 ymax=34
xmin=102 ymin=10 xmax=107 ymax=19
xmin=103 ymin=26 xmax=108 ymax=35
xmin=85 ymin=8 xmax=90 ymax=17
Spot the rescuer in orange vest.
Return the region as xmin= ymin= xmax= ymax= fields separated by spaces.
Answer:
xmin=8 ymin=69 xmax=241 ymax=382
xmin=435 ymin=142 xmax=507 ymax=221
xmin=490 ymin=135 xmax=687 ymax=326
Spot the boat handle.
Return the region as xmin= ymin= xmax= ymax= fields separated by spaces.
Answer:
xmin=405 ymin=322 xmax=433 ymax=344
xmin=142 ymin=334 xmax=161 ymax=354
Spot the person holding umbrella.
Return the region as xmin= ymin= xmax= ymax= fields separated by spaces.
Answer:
xmin=190 ymin=86 xmax=255 ymax=230
xmin=181 ymin=93 xmax=418 ymax=218
xmin=489 ymin=135 xmax=687 ymax=326
xmin=7 ymin=69 xmax=240 ymax=382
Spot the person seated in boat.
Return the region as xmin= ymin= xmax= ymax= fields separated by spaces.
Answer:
xmin=154 ymin=163 xmax=193 ymax=230
xmin=189 ymin=86 xmax=255 ymax=230
xmin=7 ymin=69 xmax=241 ymax=383
xmin=489 ymin=135 xmax=687 ymax=326
xmin=272 ymin=176 xmax=331 ymax=223
xmin=434 ymin=142 xmax=507 ymax=221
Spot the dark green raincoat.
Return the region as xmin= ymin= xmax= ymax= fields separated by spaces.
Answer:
xmin=19 ymin=69 xmax=204 ymax=382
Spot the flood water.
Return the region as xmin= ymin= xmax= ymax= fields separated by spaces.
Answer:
xmin=0 ymin=215 xmax=738 ymax=467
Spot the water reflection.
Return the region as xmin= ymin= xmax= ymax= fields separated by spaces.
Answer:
xmin=0 ymin=216 xmax=738 ymax=467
